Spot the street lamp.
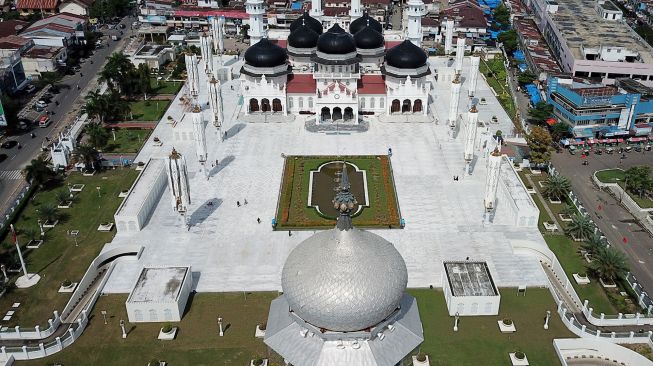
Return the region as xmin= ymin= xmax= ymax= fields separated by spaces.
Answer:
xmin=120 ymin=319 xmax=127 ymax=339
xmin=68 ymin=230 xmax=79 ymax=246
xmin=101 ymin=310 xmax=108 ymax=325
xmin=96 ymin=186 xmax=101 ymax=198
xmin=218 ymin=316 xmax=224 ymax=337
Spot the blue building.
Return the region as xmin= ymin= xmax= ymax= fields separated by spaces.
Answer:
xmin=547 ymin=77 xmax=653 ymax=138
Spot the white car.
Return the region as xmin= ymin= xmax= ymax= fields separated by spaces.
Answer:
xmin=34 ymin=100 xmax=47 ymax=109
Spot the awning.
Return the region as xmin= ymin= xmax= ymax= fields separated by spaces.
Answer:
xmin=545 ymin=118 xmax=556 ymax=126
xmin=629 ymin=137 xmax=648 ymax=142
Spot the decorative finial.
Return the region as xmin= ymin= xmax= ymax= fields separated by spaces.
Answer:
xmin=491 ymin=147 xmax=501 ymax=156
xmin=366 ymin=18 xmax=370 ymax=27
xmin=470 ymin=105 xmax=478 ymax=113
xmin=453 ymin=74 xmax=460 ymax=84
xmin=193 ymin=105 xmax=201 ymax=113
xmin=303 ymin=18 xmax=305 ymax=26
xmin=170 ymin=148 xmax=181 ymax=159
xmin=333 ymin=162 xmax=357 ymax=231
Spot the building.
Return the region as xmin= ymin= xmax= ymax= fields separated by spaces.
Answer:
xmin=21 ymin=45 xmax=67 ymax=76
xmin=528 ymin=0 xmax=653 ymax=85
xmin=443 ymin=261 xmax=500 ymax=316
xmin=440 ymin=1 xmax=488 ymax=40
xmin=132 ymin=44 xmax=175 ymax=69
xmin=50 ymin=131 xmax=75 ymax=169
xmin=513 ymin=17 xmax=562 ymax=81
xmin=16 ymin=0 xmax=59 ymax=15
xmin=125 ymin=266 xmax=193 ymax=322
xmin=547 ymin=76 xmax=653 ymax=138
xmin=0 ymin=36 xmax=28 ymax=93
xmin=20 ymin=13 xmax=87 ymax=48
xmin=58 ymin=0 xmax=95 ymax=16
xmin=0 ymin=20 xmax=29 ymax=38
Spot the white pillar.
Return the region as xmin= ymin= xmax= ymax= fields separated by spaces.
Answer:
xmin=455 ymin=37 xmax=466 ymax=74
xmin=349 ymin=0 xmax=362 ymax=19
xmin=208 ymin=77 xmax=223 ymax=129
xmin=406 ymin=0 xmax=425 ymax=47
xmin=200 ymin=33 xmax=214 ymax=75
xmin=192 ymin=106 xmax=207 ymax=162
xmin=464 ymin=105 xmax=478 ymax=166
xmin=310 ymin=0 xmax=323 ymax=19
xmin=448 ymin=75 xmax=461 ymax=136
xmin=217 ymin=16 xmax=225 ymax=53
xmin=484 ymin=149 xmax=502 ymax=211
xmin=211 ymin=16 xmax=225 ymax=54
xmin=184 ymin=54 xmax=200 ymax=97
xmin=165 ymin=148 xmax=191 ymax=214
xmin=444 ymin=19 xmax=454 ymax=55
xmin=468 ymin=54 xmax=480 ymax=97
xmin=245 ymin=0 xmax=267 ymax=45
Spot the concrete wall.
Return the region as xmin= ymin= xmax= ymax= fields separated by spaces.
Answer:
xmin=554 ymin=338 xmax=653 ymax=365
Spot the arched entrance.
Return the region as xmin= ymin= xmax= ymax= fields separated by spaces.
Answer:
xmin=272 ymin=98 xmax=282 ymax=112
xmin=344 ymin=107 xmax=354 ymax=121
xmin=249 ymin=98 xmax=259 ymax=113
xmin=261 ymin=98 xmax=271 ymax=112
xmin=413 ymin=99 xmax=423 ymax=113
xmin=332 ymin=107 xmax=343 ymax=121
xmin=402 ymin=99 xmax=411 ymax=113
xmin=391 ymin=99 xmax=400 ymax=113
xmin=321 ymin=107 xmax=331 ymax=122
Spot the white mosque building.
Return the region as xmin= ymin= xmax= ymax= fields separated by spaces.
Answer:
xmin=240 ymin=0 xmax=432 ymax=123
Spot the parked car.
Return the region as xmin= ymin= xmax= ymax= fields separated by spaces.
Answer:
xmin=38 ymin=116 xmax=51 ymax=128
xmin=1 ymin=140 xmax=18 ymax=149
xmin=119 ymin=23 xmax=126 ymax=29
xmin=25 ymin=84 xmax=36 ymax=93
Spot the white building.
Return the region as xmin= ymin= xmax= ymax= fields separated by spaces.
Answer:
xmin=125 ymin=266 xmax=193 ymax=322
xmin=443 ymin=261 xmax=501 ymax=316
xmin=50 ymin=131 xmax=75 ymax=169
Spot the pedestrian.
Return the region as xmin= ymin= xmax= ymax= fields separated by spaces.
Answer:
xmin=244 ymin=198 xmax=248 ymax=205
xmin=215 ymin=159 xmax=219 ymax=166
xmin=288 ymin=230 xmax=292 ymax=237
xmin=55 ymin=101 xmax=59 ymax=106
xmin=257 ymin=217 xmax=261 ymax=224
xmin=80 ymin=72 xmax=83 ymax=77
xmin=224 ymin=131 xmax=228 ymax=138
xmin=237 ymin=200 xmax=241 ymax=207
xmin=76 ymin=84 xmax=80 ymax=90
xmin=231 ymin=85 xmax=234 ymax=90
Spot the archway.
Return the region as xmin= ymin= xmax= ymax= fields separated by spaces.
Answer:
xmin=332 ymin=107 xmax=343 ymax=121
xmin=249 ymin=98 xmax=259 ymax=113
xmin=261 ymin=98 xmax=271 ymax=112
xmin=344 ymin=107 xmax=354 ymax=121
xmin=321 ymin=107 xmax=331 ymax=122
xmin=272 ymin=98 xmax=282 ymax=112
xmin=391 ymin=99 xmax=400 ymax=113
xmin=402 ymin=99 xmax=411 ymax=113
xmin=413 ymin=99 xmax=423 ymax=113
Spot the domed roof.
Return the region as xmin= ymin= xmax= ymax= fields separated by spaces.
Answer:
xmin=317 ymin=23 xmax=356 ymax=55
xmin=385 ymin=40 xmax=428 ymax=69
xmin=289 ymin=12 xmax=323 ymax=35
xmin=244 ymin=38 xmax=287 ymax=68
xmin=288 ymin=24 xmax=319 ymax=49
xmin=354 ymin=25 xmax=384 ymax=49
xmin=349 ymin=13 xmax=383 ymax=35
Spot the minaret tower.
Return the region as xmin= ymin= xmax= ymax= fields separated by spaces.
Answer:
xmin=448 ymin=75 xmax=461 ymax=137
xmin=444 ymin=19 xmax=454 ymax=55
xmin=165 ymin=148 xmax=191 ymax=229
xmin=484 ymin=148 xmax=502 ymax=223
xmin=200 ymin=33 xmax=214 ymax=75
xmin=468 ymin=53 xmax=480 ymax=97
xmin=464 ymin=105 xmax=479 ymax=174
xmin=309 ymin=0 xmax=323 ymax=20
xmin=349 ymin=0 xmax=362 ymax=20
xmin=208 ymin=76 xmax=223 ymax=130
xmin=455 ymin=37 xmax=465 ymax=74
xmin=184 ymin=53 xmax=200 ymax=98
xmin=192 ymin=105 xmax=207 ymax=163
xmin=406 ymin=0 xmax=425 ymax=47
xmin=245 ymin=0 xmax=267 ymax=45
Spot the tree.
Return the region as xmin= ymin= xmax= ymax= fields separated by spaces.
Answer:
xmin=517 ymin=71 xmax=537 ymax=85
xmin=566 ymin=214 xmax=594 ymax=241
xmin=526 ymin=126 xmax=552 ymax=165
xmin=624 ymin=166 xmax=652 ymax=198
xmin=73 ymin=144 xmax=100 ymax=172
xmin=550 ymin=122 xmax=569 ymax=142
xmin=38 ymin=204 xmax=59 ymax=223
xmin=136 ymin=63 xmax=152 ymax=100
xmin=56 ymin=190 xmax=71 ymax=206
xmin=35 ymin=72 xmax=63 ymax=90
xmin=528 ymin=101 xmax=553 ymax=124
xmin=85 ymin=122 xmax=109 ymax=149
xmin=497 ymin=30 xmax=518 ymax=54
xmin=493 ymin=4 xmax=511 ymax=29
xmin=590 ymin=246 xmax=629 ymax=281
xmin=100 ymin=53 xmax=136 ymax=93
xmin=582 ymin=233 xmax=606 ymax=256
xmin=541 ymin=174 xmax=572 ymax=201
xmin=24 ymin=158 xmax=54 ymax=188
xmin=83 ymin=91 xmax=110 ymax=123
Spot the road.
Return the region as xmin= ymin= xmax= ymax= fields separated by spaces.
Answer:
xmin=552 ymin=150 xmax=653 ymax=296
xmin=0 ymin=15 xmax=136 ymax=218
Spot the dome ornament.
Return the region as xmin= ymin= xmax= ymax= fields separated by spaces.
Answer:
xmin=332 ymin=162 xmax=357 ymax=231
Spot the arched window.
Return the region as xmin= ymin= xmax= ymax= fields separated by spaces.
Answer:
xmin=288 ymin=97 xmax=294 ymax=109
xmin=299 ymin=97 xmax=304 ymax=109
xmin=380 ymin=98 xmax=385 ymax=109
xmin=370 ymin=97 xmax=375 ymax=108
xmin=308 ymin=97 xmax=313 ymax=108
xmin=149 ymin=309 xmax=158 ymax=321
xmin=361 ymin=97 xmax=366 ymax=109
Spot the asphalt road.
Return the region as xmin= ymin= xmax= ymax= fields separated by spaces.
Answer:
xmin=0 ymin=15 xmax=136 ymax=217
xmin=552 ymin=149 xmax=653 ymax=296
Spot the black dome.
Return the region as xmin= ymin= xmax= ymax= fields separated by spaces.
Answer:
xmin=317 ymin=24 xmax=356 ymax=54
xmin=349 ymin=13 xmax=383 ymax=35
xmin=385 ymin=40 xmax=427 ymax=69
xmin=354 ymin=25 xmax=384 ymax=49
xmin=288 ymin=24 xmax=319 ymax=48
xmin=290 ymin=13 xmax=323 ymax=35
xmin=244 ymin=38 xmax=287 ymax=68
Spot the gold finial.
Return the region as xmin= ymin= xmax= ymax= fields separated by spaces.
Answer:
xmin=470 ymin=105 xmax=478 ymax=113
xmin=170 ymin=148 xmax=181 ymax=159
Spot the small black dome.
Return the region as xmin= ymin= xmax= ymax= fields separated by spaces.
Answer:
xmin=385 ymin=40 xmax=427 ymax=69
xmin=290 ymin=13 xmax=323 ymax=35
xmin=244 ymin=38 xmax=287 ymax=68
xmin=349 ymin=13 xmax=383 ymax=35
xmin=288 ymin=24 xmax=319 ymax=48
xmin=317 ymin=24 xmax=356 ymax=54
xmin=354 ymin=25 xmax=384 ymax=49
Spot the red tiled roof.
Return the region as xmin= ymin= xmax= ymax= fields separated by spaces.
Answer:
xmin=0 ymin=35 xmax=31 ymax=49
xmin=323 ymin=6 xmax=349 ymax=16
xmin=0 ymin=20 xmax=28 ymax=37
xmin=271 ymin=39 xmax=287 ymax=48
xmin=173 ymin=9 xmax=249 ymax=18
xmin=443 ymin=1 xmax=487 ymax=29
xmin=357 ymin=74 xmax=386 ymax=95
xmin=17 ymin=0 xmax=59 ymax=9
xmin=287 ymin=73 xmax=316 ymax=94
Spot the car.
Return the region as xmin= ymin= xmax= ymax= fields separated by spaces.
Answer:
xmin=1 ymin=140 xmax=18 ymax=149
xmin=72 ymin=65 xmax=81 ymax=72
xmin=119 ymin=23 xmax=126 ymax=29
xmin=38 ymin=116 xmax=51 ymax=128
xmin=35 ymin=100 xmax=47 ymax=109
xmin=0 ymin=154 xmax=8 ymax=163
xmin=132 ymin=21 xmax=139 ymax=28
xmin=25 ymin=84 xmax=36 ymax=93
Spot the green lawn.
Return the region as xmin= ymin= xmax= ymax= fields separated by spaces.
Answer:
xmin=411 ymin=288 xmax=575 ymax=366
xmin=480 ymin=55 xmax=517 ymax=119
xmin=151 ymin=78 xmax=182 ymax=95
xmin=595 ymin=169 xmax=653 ymax=208
xmin=126 ymin=100 xmax=170 ymax=121
xmin=0 ymin=169 xmax=139 ymax=327
xmin=102 ymin=129 xmax=151 ymax=154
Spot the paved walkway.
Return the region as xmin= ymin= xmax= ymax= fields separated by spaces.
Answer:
xmin=524 ymin=172 xmax=563 ymax=232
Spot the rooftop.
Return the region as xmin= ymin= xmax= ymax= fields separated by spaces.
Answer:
xmin=444 ymin=261 xmax=498 ymax=297
xmin=115 ymin=158 xmax=166 ymax=217
xmin=127 ymin=266 xmax=189 ymax=303
xmin=443 ymin=1 xmax=487 ymax=29
xmin=23 ymin=45 xmax=62 ymax=58
xmin=16 ymin=0 xmax=58 ymax=9
xmin=286 ymin=73 xmax=316 ymax=94
xmin=135 ymin=44 xmax=170 ymax=57
xmin=357 ymin=74 xmax=386 ymax=94
xmin=0 ymin=20 xmax=29 ymax=38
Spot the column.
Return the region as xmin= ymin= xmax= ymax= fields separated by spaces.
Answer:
xmin=455 ymin=37 xmax=465 ymax=74
xmin=444 ymin=19 xmax=454 ymax=55
xmin=349 ymin=0 xmax=362 ymax=19
xmin=245 ymin=0 xmax=267 ymax=45
xmin=406 ymin=0 xmax=425 ymax=47
xmin=468 ymin=54 xmax=480 ymax=97
xmin=310 ymin=0 xmax=323 ymax=20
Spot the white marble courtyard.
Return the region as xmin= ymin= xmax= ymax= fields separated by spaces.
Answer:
xmin=102 ymin=56 xmax=549 ymax=294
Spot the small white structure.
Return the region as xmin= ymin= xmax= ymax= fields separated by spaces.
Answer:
xmin=443 ymin=261 xmax=500 ymax=316
xmin=50 ymin=131 xmax=75 ymax=169
xmin=405 ymin=0 xmax=425 ymax=47
xmin=245 ymin=0 xmax=267 ymax=45
xmin=200 ymin=33 xmax=213 ymax=75
xmin=132 ymin=44 xmax=175 ymax=70
xmin=191 ymin=106 xmax=207 ymax=162
xmin=349 ymin=0 xmax=362 ymax=19
xmin=309 ymin=0 xmax=323 ymax=20
xmin=455 ymin=37 xmax=466 ymax=74
xmin=484 ymin=148 xmax=502 ymax=212
xmin=207 ymin=76 xmax=223 ymax=128
xmin=126 ymin=266 xmax=193 ymax=323
xmin=463 ymin=105 xmax=478 ymax=172
xmin=114 ymin=159 xmax=167 ymax=233
xmin=448 ymin=75 xmax=461 ymax=136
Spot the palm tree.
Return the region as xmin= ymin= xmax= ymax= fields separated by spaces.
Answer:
xmin=55 ymin=189 xmax=71 ymax=206
xmin=22 ymin=227 xmax=38 ymax=242
xmin=590 ymin=246 xmax=629 ymax=281
xmin=137 ymin=63 xmax=152 ymax=100
xmin=85 ymin=122 xmax=109 ymax=149
xmin=73 ymin=144 xmax=100 ymax=172
xmin=24 ymin=157 xmax=54 ymax=188
xmin=566 ymin=214 xmax=594 ymax=241
xmin=581 ymin=233 xmax=605 ymax=256
xmin=541 ymin=174 xmax=572 ymax=201
xmin=106 ymin=91 xmax=131 ymax=120
xmin=100 ymin=53 xmax=135 ymax=92
xmin=38 ymin=204 xmax=59 ymax=223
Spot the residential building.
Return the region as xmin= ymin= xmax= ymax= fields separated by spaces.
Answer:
xmin=0 ymin=47 xmax=27 ymax=93
xmin=440 ymin=1 xmax=488 ymax=40
xmin=21 ymin=45 xmax=67 ymax=76
xmin=16 ymin=0 xmax=60 ymax=15
xmin=131 ymin=44 xmax=175 ymax=69
xmin=20 ymin=12 xmax=87 ymax=48
xmin=0 ymin=20 xmax=29 ymax=38
xmin=58 ymin=0 xmax=95 ymax=16
xmin=513 ymin=17 xmax=562 ymax=81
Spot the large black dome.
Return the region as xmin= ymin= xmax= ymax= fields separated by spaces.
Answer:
xmin=385 ymin=40 xmax=427 ymax=69
xmin=288 ymin=24 xmax=319 ymax=48
xmin=349 ymin=13 xmax=383 ymax=35
xmin=354 ymin=25 xmax=384 ymax=49
xmin=289 ymin=12 xmax=323 ymax=35
xmin=317 ymin=23 xmax=356 ymax=54
xmin=244 ymin=38 xmax=287 ymax=68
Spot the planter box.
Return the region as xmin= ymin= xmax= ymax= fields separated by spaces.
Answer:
xmin=57 ymin=201 xmax=72 ymax=209
xmin=250 ymin=359 xmax=268 ymax=366
xmin=136 ymin=164 xmax=146 ymax=171
xmin=543 ymin=222 xmax=558 ymax=232
xmin=600 ymin=278 xmax=617 ymax=288
xmin=148 ymin=362 xmax=166 ymax=366
xmin=412 ymin=355 xmax=430 ymax=366
xmin=58 ymin=282 xmax=78 ymax=293
xmin=82 ymin=171 xmax=96 ymax=177
xmin=254 ymin=325 xmax=265 ymax=338
xmin=525 ymin=187 xmax=536 ymax=194
xmin=531 ymin=170 xmax=541 ymax=175
xmin=26 ymin=240 xmax=44 ymax=249
xmin=70 ymin=184 xmax=85 ymax=192
xmin=509 ymin=353 xmax=529 ymax=366
xmin=97 ymin=223 xmax=114 ymax=232
xmin=573 ymin=274 xmax=590 ymax=285
xmin=42 ymin=220 xmax=59 ymax=229
xmin=158 ymin=327 xmax=177 ymax=340
xmin=559 ymin=214 xmax=573 ymax=222
xmin=548 ymin=198 xmax=562 ymax=204
xmin=153 ymin=141 xmax=163 ymax=147
xmin=119 ymin=190 xmax=129 ymax=198
xmin=498 ymin=320 xmax=516 ymax=333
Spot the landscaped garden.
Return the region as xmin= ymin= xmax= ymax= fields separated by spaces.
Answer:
xmin=275 ymin=155 xmax=401 ymax=230
xmin=479 ymin=55 xmax=517 ymax=120
xmin=126 ymin=100 xmax=171 ymax=122
xmin=150 ymin=77 xmax=183 ymax=95
xmin=103 ymin=129 xmax=151 ymax=154
xmin=596 ymin=167 xmax=653 ymax=209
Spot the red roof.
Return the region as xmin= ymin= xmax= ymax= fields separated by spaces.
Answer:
xmin=357 ymin=75 xmax=386 ymax=95
xmin=271 ymin=39 xmax=287 ymax=48
xmin=17 ymin=0 xmax=59 ymax=9
xmin=443 ymin=1 xmax=487 ymax=29
xmin=287 ymin=74 xmax=316 ymax=94
xmin=173 ymin=9 xmax=249 ymax=18
xmin=0 ymin=20 xmax=28 ymax=38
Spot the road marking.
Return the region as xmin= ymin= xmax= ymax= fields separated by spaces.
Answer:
xmin=639 ymin=260 xmax=646 ymax=264
xmin=612 ymin=224 xmax=618 ymax=229
xmin=0 ymin=170 xmax=23 ymax=180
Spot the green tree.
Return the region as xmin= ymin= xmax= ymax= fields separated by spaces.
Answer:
xmin=624 ymin=166 xmax=652 ymax=198
xmin=493 ymin=4 xmax=511 ymax=28
xmin=38 ymin=204 xmax=59 ymax=223
xmin=83 ymin=91 xmax=110 ymax=123
xmin=517 ymin=70 xmax=536 ymax=84
xmin=550 ymin=122 xmax=569 ymax=141
xmin=24 ymin=157 xmax=54 ymax=188
xmin=55 ymin=190 xmax=71 ymax=206
xmin=526 ymin=126 xmax=552 ymax=165
xmin=100 ymin=53 xmax=136 ymax=94
xmin=497 ymin=30 xmax=518 ymax=54
xmin=73 ymin=144 xmax=100 ymax=172
xmin=528 ymin=101 xmax=553 ymax=124
xmin=85 ymin=122 xmax=109 ymax=149
xmin=590 ymin=246 xmax=629 ymax=281
xmin=541 ymin=174 xmax=572 ymax=201
xmin=566 ymin=214 xmax=594 ymax=241
xmin=582 ymin=233 xmax=606 ymax=256
xmin=35 ymin=72 xmax=63 ymax=89
xmin=136 ymin=63 xmax=152 ymax=100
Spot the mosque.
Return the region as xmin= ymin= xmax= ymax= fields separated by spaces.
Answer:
xmin=240 ymin=0 xmax=432 ymax=123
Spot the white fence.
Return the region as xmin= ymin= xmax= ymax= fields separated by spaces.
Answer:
xmin=554 ymin=338 xmax=653 ymax=366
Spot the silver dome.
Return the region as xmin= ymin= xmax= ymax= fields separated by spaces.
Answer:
xmin=281 ymin=227 xmax=408 ymax=332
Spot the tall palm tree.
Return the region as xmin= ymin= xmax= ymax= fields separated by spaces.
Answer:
xmin=581 ymin=233 xmax=605 ymax=256
xmin=566 ymin=214 xmax=594 ymax=241
xmin=85 ymin=122 xmax=109 ymax=149
xmin=83 ymin=91 xmax=110 ymax=123
xmin=137 ymin=63 xmax=152 ymax=100
xmin=55 ymin=189 xmax=71 ymax=205
xmin=590 ymin=246 xmax=629 ymax=281
xmin=73 ymin=144 xmax=100 ymax=172
xmin=38 ymin=204 xmax=59 ymax=223
xmin=24 ymin=157 xmax=54 ymax=188
xmin=100 ymin=53 xmax=135 ymax=92
xmin=106 ymin=91 xmax=131 ymax=121
xmin=541 ymin=174 xmax=572 ymax=201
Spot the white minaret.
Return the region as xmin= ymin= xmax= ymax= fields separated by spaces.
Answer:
xmin=200 ymin=33 xmax=214 ymax=75
xmin=464 ymin=105 xmax=479 ymax=174
xmin=217 ymin=16 xmax=225 ymax=53
xmin=185 ymin=53 xmax=200 ymax=97
xmin=468 ymin=54 xmax=480 ymax=97
xmin=245 ymin=0 xmax=266 ymax=45
xmin=484 ymin=148 xmax=503 ymax=223
xmin=406 ymin=0 xmax=425 ymax=47
xmin=349 ymin=0 xmax=362 ymax=19
xmin=455 ymin=37 xmax=466 ymax=74
xmin=211 ymin=16 xmax=225 ymax=54
xmin=448 ymin=75 xmax=461 ymax=137
xmin=208 ymin=76 xmax=223 ymax=129
xmin=166 ymin=148 xmax=191 ymax=228
xmin=444 ymin=19 xmax=454 ymax=55
xmin=310 ymin=0 xmax=323 ymax=19
xmin=192 ymin=105 xmax=207 ymax=163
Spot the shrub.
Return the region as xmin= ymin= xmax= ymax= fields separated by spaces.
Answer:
xmin=161 ymin=324 xmax=173 ymax=333
xmin=62 ymin=280 xmax=73 ymax=287
xmin=502 ymin=318 xmax=513 ymax=326
xmin=416 ymin=353 xmax=427 ymax=362
xmin=253 ymin=358 xmax=264 ymax=366
xmin=514 ymin=351 xmax=525 ymax=360
xmin=149 ymin=359 xmax=160 ymax=366
xmin=259 ymin=321 xmax=267 ymax=331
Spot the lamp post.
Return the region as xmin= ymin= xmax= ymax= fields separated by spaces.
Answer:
xmin=0 ymin=265 xmax=7 ymax=283
xmin=544 ymin=310 xmax=551 ymax=330
xmin=453 ymin=312 xmax=460 ymax=332
xmin=112 ymin=128 xmax=116 ymax=141
xmin=101 ymin=310 xmax=107 ymax=325
xmin=68 ymin=230 xmax=79 ymax=247
xmin=37 ymin=219 xmax=44 ymax=237
xmin=96 ymin=186 xmax=101 ymax=198
xmin=120 ymin=319 xmax=126 ymax=339
xmin=218 ymin=316 xmax=224 ymax=337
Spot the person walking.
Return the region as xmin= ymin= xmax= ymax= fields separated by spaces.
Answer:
xmin=244 ymin=198 xmax=248 ymax=205
xmin=257 ymin=218 xmax=261 ymax=224
xmin=237 ymin=201 xmax=241 ymax=207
